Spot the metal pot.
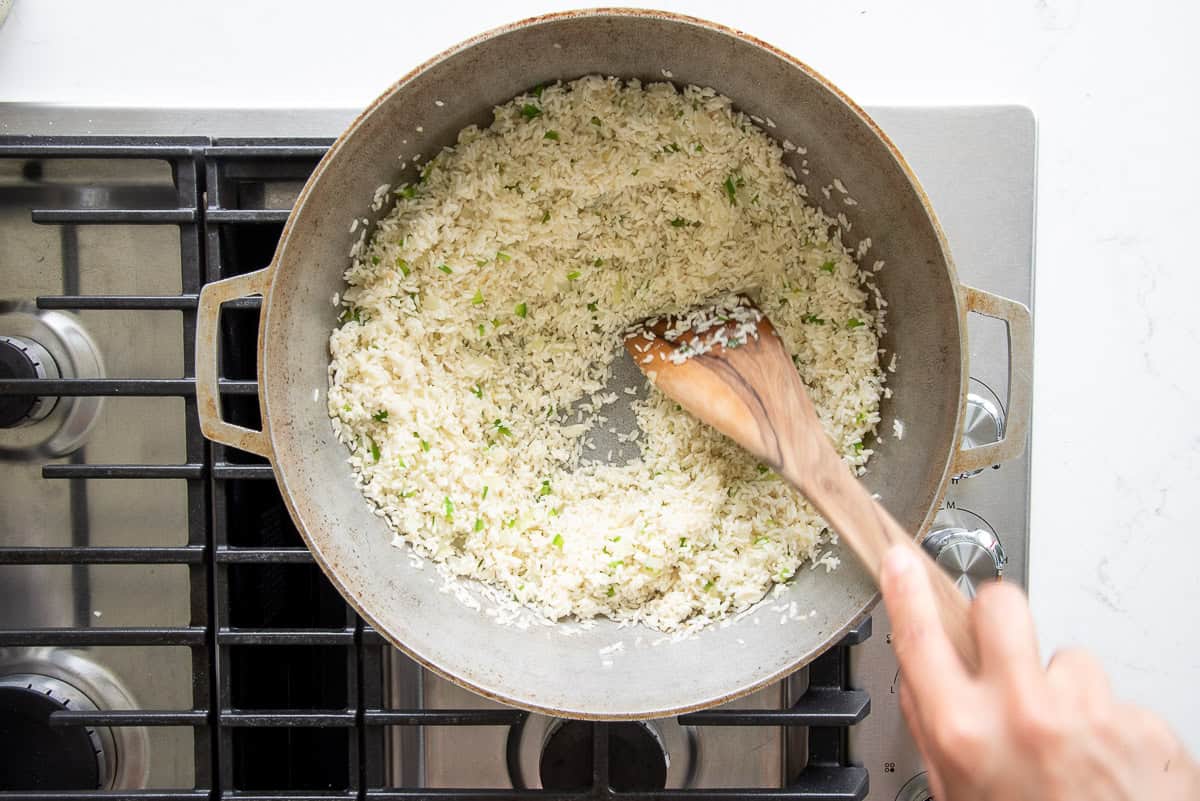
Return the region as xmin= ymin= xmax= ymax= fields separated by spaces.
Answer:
xmin=195 ymin=9 xmax=1032 ymax=719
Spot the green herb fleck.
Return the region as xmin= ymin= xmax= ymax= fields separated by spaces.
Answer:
xmin=680 ymin=537 xmax=689 ymax=548
xmin=370 ymin=255 xmax=380 ymax=266
xmin=609 ymin=559 xmax=624 ymax=568
xmin=396 ymin=457 xmax=406 ymax=469
xmin=541 ymin=210 xmax=550 ymax=223
xmin=368 ymin=437 xmax=380 ymax=463
xmin=479 ymin=486 xmax=488 ymax=501
xmin=437 ymin=264 xmax=452 ymax=275
xmin=756 ymin=464 xmax=769 ymax=475
xmin=694 ymin=143 xmax=704 ymax=152
xmin=723 ymin=175 xmax=738 ymax=205
xmin=474 ymin=518 xmax=485 ymax=532
xmin=853 ymin=441 xmax=864 ymax=454
xmin=820 ymin=260 xmax=837 ymax=274
xmin=373 ymin=410 xmax=389 ymax=422
xmin=801 ymin=313 xmax=826 ymax=325
xmin=514 ymin=302 xmax=528 ymax=318
xmin=552 ymin=533 xmax=564 ymax=549
xmin=496 ymin=251 xmax=512 ymax=262
xmin=395 ymin=257 xmax=410 ymax=277
xmin=477 ymin=323 xmax=485 ymax=337
xmin=846 ymin=318 xmax=865 ymax=329
xmin=670 ymin=217 xmax=688 ymax=228
xmin=471 ymin=289 xmax=484 ymax=305
xmin=443 ymin=496 xmax=454 ymax=521
xmin=855 ymin=411 xmax=867 ymax=425
xmin=663 ymin=142 xmax=681 ymax=153
xmin=532 ymin=85 xmax=545 ymax=100
xmin=493 ymin=419 xmax=512 ymax=437
xmin=543 ymin=130 xmax=560 ymax=141
xmin=476 ymin=259 xmax=488 ymax=267
xmin=399 ymin=185 xmax=417 ymax=199
xmin=549 ymin=506 xmax=561 ymax=517
xmin=566 ymin=270 xmax=581 ymax=281
xmin=593 ymin=257 xmax=603 ymax=267
xmin=520 ymin=103 xmax=542 ymax=120
xmin=631 ymin=168 xmax=639 ymax=176
xmin=754 ymin=536 xmax=769 ymax=545
xmin=703 ymin=579 xmax=715 ymax=592
xmin=590 ymin=115 xmax=602 ymax=126
xmin=606 ymin=586 xmax=615 ymax=597
xmin=539 ymin=479 xmax=552 ymax=497
xmin=586 ymin=301 xmax=598 ymax=312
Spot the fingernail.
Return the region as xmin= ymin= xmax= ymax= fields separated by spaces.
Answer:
xmin=882 ymin=545 xmax=917 ymax=580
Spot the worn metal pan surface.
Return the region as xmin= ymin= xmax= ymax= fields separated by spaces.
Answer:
xmin=195 ymin=9 xmax=1032 ymax=719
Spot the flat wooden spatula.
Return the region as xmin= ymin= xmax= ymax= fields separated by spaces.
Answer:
xmin=624 ymin=296 xmax=978 ymax=670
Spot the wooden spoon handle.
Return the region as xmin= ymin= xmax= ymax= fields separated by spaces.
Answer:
xmin=779 ymin=447 xmax=979 ymax=671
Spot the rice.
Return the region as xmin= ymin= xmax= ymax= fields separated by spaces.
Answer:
xmin=327 ymin=76 xmax=885 ymax=633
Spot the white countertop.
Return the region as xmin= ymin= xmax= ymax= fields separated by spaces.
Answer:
xmin=3 ymin=0 xmax=1198 ymax=751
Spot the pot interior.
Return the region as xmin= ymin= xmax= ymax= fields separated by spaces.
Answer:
xmin=259 ymin=11 xmax=962 ymax=717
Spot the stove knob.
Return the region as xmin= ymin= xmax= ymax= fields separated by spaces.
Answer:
xmin=0 ymin=334 xmax=60 ymax=428
xmin=955 ymin=384 xmax=1005 ymax=479
xmin=0 ymin=673 xmax=112 ymax=789
xmin=895 ymin=772 xmax=933 ymax=801
xmin=923 ymin=511 xmax=1007 ymax=599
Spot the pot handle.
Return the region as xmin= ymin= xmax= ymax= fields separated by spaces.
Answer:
xmin=951 ymin=285 xmax=1033 ymax=475
xmin=195 ymin=267 xmax=274 ymax=458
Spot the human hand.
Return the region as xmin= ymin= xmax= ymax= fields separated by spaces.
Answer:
xmin=880 ymin=544 xmax=1200 ymax=801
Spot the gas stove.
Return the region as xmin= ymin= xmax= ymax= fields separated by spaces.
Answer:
xmin=0 ymin=105 xmax=1034 ymax=800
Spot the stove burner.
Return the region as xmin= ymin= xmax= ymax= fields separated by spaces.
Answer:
xmin=0 ymin=674 xmax=106 ymax=790
xmin=0 ymin=302 xmax=104 ymax=459
xmin=0 ymin=335 xmax=60 ymax=427
xmin=538 ymin=721 xmax=668 ymax=792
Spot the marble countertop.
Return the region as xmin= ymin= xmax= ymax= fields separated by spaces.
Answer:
xmin=2 ymin=0 xmax=1197 ymax=750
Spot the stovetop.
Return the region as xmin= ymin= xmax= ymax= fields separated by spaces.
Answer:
xmin=0 ymin=105 xmax=1035 ymax=801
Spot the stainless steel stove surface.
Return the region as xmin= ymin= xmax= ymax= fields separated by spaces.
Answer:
xmin=0 ymin=105 xmax=1034 ymax=801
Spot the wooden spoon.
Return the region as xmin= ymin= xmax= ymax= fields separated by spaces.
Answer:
xmin=624 ymin=297 xmax=978 ymax=670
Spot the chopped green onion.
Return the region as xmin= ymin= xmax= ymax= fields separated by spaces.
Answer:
xmin=437 ymin=264 xmax=452 ymax=275
xmin=820 ymin=260 xmax=837 ymax=274
xmin=471 ymin=289 xmax=484 ymax=305
xmin=855 ymin=411 xmax=867 ymax=425
xmin=493 ymin=419 xmax=512 ymax=437
xmin=496 ymin=251 xmax=512 ymax=262
xmin=477 ymin=323 xmax=485 ymax=337
xmin=590 ymin=115 xmax=602 ymax=126
xmin=370 ymin=255 xmax=380 ymax=266
xmin=801 ymin=313 xmax=825 ymax=325
xmin=606 ymin=586 xmax=615 ymax=597
xmin=702 ymin=579 xmax=715 ymax=592
xmin=670 ymin=217 xmax=688 ymax=227
xmin=593 ymin=257 xmax=603 ymax=267
xmin=373 ymin=410 xmax=389 ymax=422
xmin=756 ymin=464 xmax=769 ymax=474
xmin=476 ymin=259 xmax=488 ymax=267
xmin=853 ymin=441 xmax=864 ymax=454
xmin=397 ymin=457 xmax=406 ymax=468
xmin=566 ymin=271 xmax=581 ymax=281
xmin=342 ymin=403 xmax=351 ymax=412
xmin=395 ymin=257 xmax=410 ymax=277
xmin=663 ymin=142 xmax=681 ymax=153
xmin=416 ymin=435 xmax=430 ymax=452
xmin=368 ymin=437 xmax=380 ymax=463
xmin=514 ymin=302 xmax=527 ymax=318
xmin=541 ymin=210 xmax=550 ymax=223
xmin=520 ymin=103 xmax=542 ymax=120
xmin=846 ymin=318 xmax=865 ymax=329
xmin=399 ymin=185 xmax=417 ymax=199
xmin=611 ymin=535 xmax=621 ymax=542
xmin=552 ymin=533 xmax=564 ymax=549
xmin=543 ymin=130 xmax=560 ymax=141
xmin=443 ymin=496 xmax=454 ymax=520
xmin=539 ymin=479 xmax=552 ymax=497
xmin=532 ymin=84 xmax=545 ymax=99
xmin=694 ymin=144 xmax=704 ymax=152
xmin=471 ymin=384 xmax=483 ymax=399
xmin=631 ymin=168 xmax=639 ymax=176
xmin=609 ymin=559 xmax=624 ymax=568
xmin=754 ymin=536 xmax=769 ymax=545
xmin=679 ymin=537 xmax=688 ymax=547
xmin=481 ymin=485 xmax=489 ymax=499
xmin=723 ymin=175 xmax=738 ymax=205
xmin=586 ymin=301 xmax=598 ymax=312
xmin=474 ymin=518 xmax=485 ymax=532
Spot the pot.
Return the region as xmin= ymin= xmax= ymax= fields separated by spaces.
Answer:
xmin=195 ymin=9 xmax=1032 ymax=719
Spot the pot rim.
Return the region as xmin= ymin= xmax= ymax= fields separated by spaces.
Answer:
xmin=256 ymin=7 xmax=969 ymax=719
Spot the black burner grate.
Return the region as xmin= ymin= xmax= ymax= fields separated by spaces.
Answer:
xmin=0 ymin=136 xmax=870 ymax=801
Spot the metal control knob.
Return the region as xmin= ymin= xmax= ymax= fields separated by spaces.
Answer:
xmin=924 ymin=507 xmax=1007 ymax=599
xmin=955 ymin=379 xmax=1006 ymax=479
xmin=895 ymin=772 xmax=933 ymax=801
